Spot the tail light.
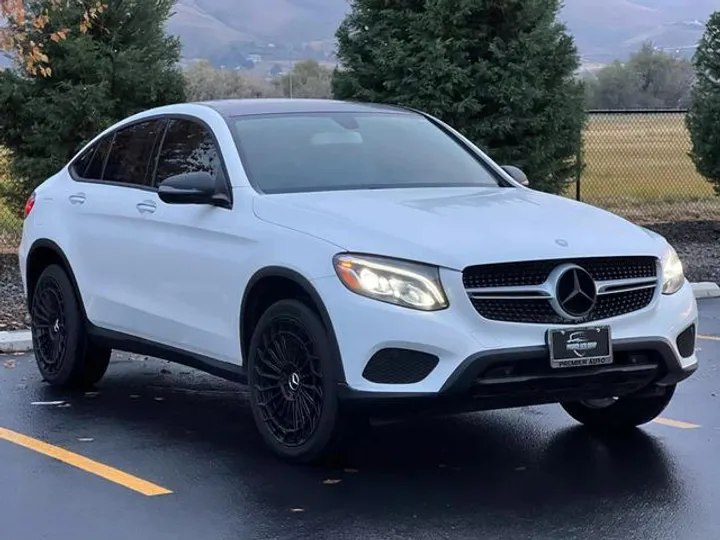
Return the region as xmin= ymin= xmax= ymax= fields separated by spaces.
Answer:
xmin=23 ymin=192 xmax=36 ymax=218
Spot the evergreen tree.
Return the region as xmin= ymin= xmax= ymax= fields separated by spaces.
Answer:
xmin=0 ymin=0 xmax=186 ymax=214
xmin=686 ymin=11 xmax=720 ymax=194
xmin=332 ymin=0 xmax=587 ymax=194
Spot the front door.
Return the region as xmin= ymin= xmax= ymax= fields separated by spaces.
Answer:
xmin=137 ymin=118 xmax=257 ymax=365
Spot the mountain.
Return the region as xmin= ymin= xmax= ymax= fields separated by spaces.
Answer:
xmin=167 ymin=0 xmax=347 ymax=61
xmin=166 ymin=0 xmax=718 ymax=65
xmin=557 ymin=0 xmax=716 ymax=61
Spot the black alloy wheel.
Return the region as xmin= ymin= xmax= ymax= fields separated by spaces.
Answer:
xmin=254 ymin=315 xmax=324 ymax=447
xmin=248 ymin=299 xmax=344 ymax=463
xmin=31 ymin=272 xmax=69 ymax=377
xmin=30 ymin=264 xmax=111 ymax=388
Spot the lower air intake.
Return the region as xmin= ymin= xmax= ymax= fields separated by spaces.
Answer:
xmin=362 ymin=348 xmax=439 ymax=384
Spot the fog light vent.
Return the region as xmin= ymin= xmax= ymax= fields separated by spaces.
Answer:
xmin=676 ymin=324 xmax=696 ymax=359
xmin=362 ymin=348 xmax=439 ymax=384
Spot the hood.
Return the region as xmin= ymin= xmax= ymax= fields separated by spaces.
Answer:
xmin=252 ymin=187 xmax=668 ymax=270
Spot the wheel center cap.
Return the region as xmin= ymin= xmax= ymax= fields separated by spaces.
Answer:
xmin=288 ymin=372 xmax=301 ymax=392
xmin=51 ymin=319 xmax=60 ymax=334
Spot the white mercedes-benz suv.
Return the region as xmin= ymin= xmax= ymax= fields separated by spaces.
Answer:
xmin=18 ymin=99 xmax=698 ymax=463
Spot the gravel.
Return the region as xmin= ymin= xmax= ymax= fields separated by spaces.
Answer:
xmin=0 ymin=253 xmax=28 ymax=332
xmin=645 ymin=220 xmax=720 ymax=284
xmin=0 ymin=220 xmax=717 ymax=332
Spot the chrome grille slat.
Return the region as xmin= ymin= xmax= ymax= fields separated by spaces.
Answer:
xmin=596 ymin=277 xmax=657 ymax=294
xmin=469 ymin=294 xmax=552 ymax=301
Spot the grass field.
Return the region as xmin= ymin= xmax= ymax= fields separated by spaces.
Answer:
xmin=570 ymin=112 xmax=718 ymax=222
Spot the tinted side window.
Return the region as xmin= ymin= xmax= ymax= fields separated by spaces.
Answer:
xmin=84 ymin=135 xmax=113 ymax=180
xmin=103 ymin=120 xmax=163 ymax=186
xmin=154 ymin=119 xmax=221 ymax=185
xmin=71 ymin=146 xmax=94 ymax=178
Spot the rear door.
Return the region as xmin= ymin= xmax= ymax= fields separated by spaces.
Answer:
xmin=64 ymin=118 xmax=166 ymax=335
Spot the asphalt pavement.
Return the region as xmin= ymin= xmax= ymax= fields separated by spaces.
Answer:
xmin=1 ymin=300 xmax=719 ymax=540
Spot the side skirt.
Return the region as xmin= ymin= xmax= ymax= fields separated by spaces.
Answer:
xmin=86 ymin=324 xmax=247 ymax=384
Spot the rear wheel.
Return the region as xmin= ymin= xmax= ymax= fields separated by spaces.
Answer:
xmin=561 ymin=384 xmax=676 ymax=432
xmin=30 ymin=264 xmax=111 ymax=389
xmin=248 ymin=299 xmax=345 ymax=464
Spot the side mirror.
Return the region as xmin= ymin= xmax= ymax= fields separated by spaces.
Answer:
xmin=158 ymin=172 xmax=221 ymax=206
xmin=501 ymin=165 xmax=529 ymax=187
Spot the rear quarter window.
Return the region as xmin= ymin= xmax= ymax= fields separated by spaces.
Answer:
xmin=76 ymin=136 xmax=114 ymax=180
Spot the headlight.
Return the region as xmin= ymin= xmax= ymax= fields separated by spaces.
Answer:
xmin=333 ymin=254 xmax=448 ymax=311
xmin=661 ymin=245 xmax=685 ymax=295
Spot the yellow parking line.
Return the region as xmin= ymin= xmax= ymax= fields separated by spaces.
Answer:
xmin=653 ymin=417 xmax=701 ymax=429
xmin=0 ymin=427 xmax=172 ymax=496
xmin=698 ymin=334 xmax=720 ymax=341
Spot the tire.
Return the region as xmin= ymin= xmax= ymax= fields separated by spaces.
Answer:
xmin=561 ymin=384 xmax=676 ymax=432
xmin=30 ymin=264 xmax=111 ymax=389
xmin=248 ymin=299 xmax=345 ymax=464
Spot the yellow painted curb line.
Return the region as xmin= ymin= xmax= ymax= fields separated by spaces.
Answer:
xmin=0 ymin=427 xmax=172 ymax=496
xmin=653 ymin=417 xmax=701 ymax=429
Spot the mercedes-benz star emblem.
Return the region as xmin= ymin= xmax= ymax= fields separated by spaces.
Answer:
xmin=288 ymin=372 xmax=301 ymax=391
xmin=554 ymin=265 xmax=597 ymax=318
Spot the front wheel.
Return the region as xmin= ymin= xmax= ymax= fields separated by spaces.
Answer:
xmin=561 ymin=384 xmax=676 ymax=432
xmin=247 ymin=299 xmax=345 ymax=464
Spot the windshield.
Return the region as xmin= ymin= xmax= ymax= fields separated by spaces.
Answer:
xmin=230 ymin=112 xmax=505 ymax=194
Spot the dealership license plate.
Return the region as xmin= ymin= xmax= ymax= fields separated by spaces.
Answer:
xmin=547 ymin=326 xmax=613 ymax=369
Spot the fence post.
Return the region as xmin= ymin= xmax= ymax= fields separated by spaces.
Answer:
xmin=575 ymin=127 xmax=583 ymax=202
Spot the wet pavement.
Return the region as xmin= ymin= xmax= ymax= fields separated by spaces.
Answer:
xmin=1 ymin=300 xmax=719 ymax=540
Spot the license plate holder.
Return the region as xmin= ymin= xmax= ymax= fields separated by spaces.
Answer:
xmin=547 ymin=326 xmax=613 ymax=369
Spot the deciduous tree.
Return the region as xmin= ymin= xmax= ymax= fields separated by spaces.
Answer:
xmin=183 ymin=60 xmax=279 ymax=100
xmin=277 ymin=59 xmax=333 ymax=98
xmin=0 ymin=0 xmax=106 ymax=76
xmin=585 ymin=42 xmax=695 ymax=109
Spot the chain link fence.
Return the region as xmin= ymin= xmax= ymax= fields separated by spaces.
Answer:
xmin=0 ymin=145 xmax=21 ymax=253
xmin=0 ymin=205 xmax=19 ymax=253
xmin=0 ymin=109 xmax=717 ymax=252
xmin=572 ymin=109 xmax=718 ymax=224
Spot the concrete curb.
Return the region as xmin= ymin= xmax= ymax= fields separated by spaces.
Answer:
xmin=692 ymin=282 xmax=720 ymax=300
xmin=0 ymin=330 xmax=32 ymax=354
xmin=1 ymin=282 xmax=719 ymax=353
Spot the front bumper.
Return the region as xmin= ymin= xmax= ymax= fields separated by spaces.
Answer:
xmin=312 ymin=268 xmax=699 ymax=407
xmin=336 ymin=337 xmax=697 ymax=416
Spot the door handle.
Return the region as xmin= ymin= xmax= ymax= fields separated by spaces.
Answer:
xmin=68 ymin=193 xmax=86 ymax=205
xmin=136 ymin=200 xmax=157 ymax=214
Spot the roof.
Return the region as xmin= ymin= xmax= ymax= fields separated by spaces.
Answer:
xmin=195 ymin=98 xmax=416 ymax=118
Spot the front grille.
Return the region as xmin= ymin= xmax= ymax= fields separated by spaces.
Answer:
xmin=470 ymin=365 xmax=659 ymax=401
xmin=478 ymin=350 xmax=657 ymax=381
xmin=464 ymin=256 xmax=659 ymax=324
xmin=463 ymin=256 xmax=657 ymax=289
